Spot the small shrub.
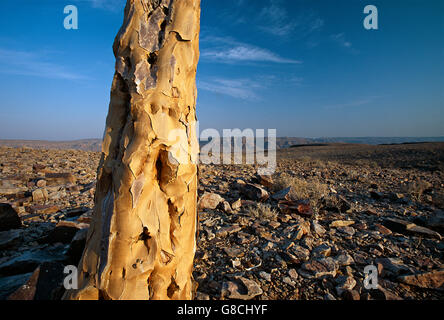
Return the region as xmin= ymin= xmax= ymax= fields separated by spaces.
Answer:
xmin=247 ymin=203 xmax=278 ymax=220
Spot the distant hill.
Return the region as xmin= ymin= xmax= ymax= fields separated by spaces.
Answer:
xmin=0 ymin=137 xmax=443 ymax=152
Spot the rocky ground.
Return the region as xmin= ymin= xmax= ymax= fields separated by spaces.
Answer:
xmin=0 ymin=143 xmax=443 ymax=300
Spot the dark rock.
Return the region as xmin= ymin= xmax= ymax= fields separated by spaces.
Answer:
xmin=39 ymin=220 xmax=89 ymax=244
xmin=0 ymin=229 xmax=22 ymax=250
xmin=0 ymin=272 xmax=34 ymax=300
xmin=7 ymin=262 xmax=65 ymax=300
xmin=240 ymin=183 xmax=269 ymax=202
xmin=65 ymin=228 xmax=88 ymax=265
xmin=222 ymin=276 xmax=263 ymax=300
xmin=0 ymin=203 xmax=21 ymax=231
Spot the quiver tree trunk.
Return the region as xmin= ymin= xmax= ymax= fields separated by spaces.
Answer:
xmin=63 ymin=0 xmax=201 ymax=300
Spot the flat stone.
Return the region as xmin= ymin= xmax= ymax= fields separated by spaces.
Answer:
xmin=222 ymin=276 xmax=263 ymax=300
xmin=398 ymin=270 xmax=444 ymax=289
xmin=301 ymin=257 xmax=338 ymax=278
xmin=330 ymin=220 xmax=355 ymax=228
xmin=241 ymin=183 xmax=269 ymax=202
xmin=39 ymin=220 xmax=89 ymax=244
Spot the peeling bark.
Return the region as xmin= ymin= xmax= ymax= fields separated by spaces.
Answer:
xmin=63 ymin=0 xmax=200 ymax=300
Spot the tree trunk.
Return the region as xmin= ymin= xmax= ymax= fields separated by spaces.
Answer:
xmin=63 ymin=0 xmax=201 ymax=300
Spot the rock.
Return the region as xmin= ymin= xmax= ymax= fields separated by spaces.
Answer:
xmin=334 ymin=252 xmax=355 ymax=266
xmin=301 ymin=257 xmax=338 ymax=278
xmin=223 ymin=247 xmax=244 ymax=258
xmin=370 ymin=191 xmax=384 ymax=200
xmin=424 ymin=210 xmax=444 ymax=233
xmin=257 ymin=174 xmax=273 ymax=188
xmin=0 ymin=272 xmax=34 ymax=300
xmin=0 ymin=246 xmax=66 ymax=277
xmin=259 ymin=271 xmax=272 ymax=282
xmin=284 ymin=245 xmax=310 ymax=264
xmin=335 ymin=275 xmax=356 ymax=296
xmin=337 ymin=226 xmax=356 ymax=236
xmin=65 ymin=228 xmax=89 ymax=265
xmin=8 ymin=262 xmax=65 ymax=300
xmin=241 ymin=183 xmax=269 ymax=202
xmin=293 ymin=220 xmax=310 ymax=240
xmin=36 ymin=179 xmax=47 ymax=188
xmin=198 ymin=192 xmax=224 ymax=210
xmin=0 ymin=203 xmax=21 ymax=231
xmin=32 ymin=188 xmax=49 ymax=202
xmin=278 ymin=200 xmax=314 ymax=217
xmin=44 ymin=172 xmax=76 ymax=186
xmin=283 ymin=277 xmax=296 ymax=287
xmin=218 ymin=201 xmax=233 ymax=214
xmin=271 ymin=187 xmax=292 ymax=201
xmin=39 ymin=221 xmax=89 ymax=244
xmin=397 ymin=270 xmax=444 ymax=289
xmin=342 ymin=289 xmax=360 ymax=300
xmin=312 ymin=244 xmax=331 ymax=258
xmin=29 ymin=204 xmax=60 ymax=215
xmin=0 ymin=229 xmax=22 ymax=250
xmin=231 ymin=199 xmax=242 ymax=211
xmin=383 ymin=217 xmax=442 ymax=239
xmin=322 ymin=195 xmax=352 ymax=213
xmin=374 ymin=223 xmax=392 ymax=235
xmin=222 ymin=276 xmax=263 ymax=300
xmin=288 ymin=269 xmax=298 ymax=280
xmin=215 ymin=225 xmax=242 ymax=238
xmin=65 ymin=206 xmax=90 ymax=218
xmin=375 ymin=258 xmax=414 ymax=277
xmin=311 ymin=220 xmax=326 ymax=236
xmin=330 ymin=220 xmax=355 ymax=228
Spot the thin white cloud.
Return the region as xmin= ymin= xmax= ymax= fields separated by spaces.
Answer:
xmin=202 ymin=45 xmax=301 ymax=64
xmin=198 ymin=78 xmax=262 ymax=100
xmin=201 ymin=36 xmax=301 ymax=64
xmin=0 ymin=48 xmax=88 ymax=81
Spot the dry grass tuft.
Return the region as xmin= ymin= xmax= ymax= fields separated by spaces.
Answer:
xmin=247 ymin=203 xmax=278 ymax=220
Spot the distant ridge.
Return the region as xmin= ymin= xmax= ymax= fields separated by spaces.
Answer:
xmin=0 ymin=137 xmax=443 ymax=152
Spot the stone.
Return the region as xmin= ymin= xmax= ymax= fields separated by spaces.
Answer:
xmin=44 ymin=172 xmax=76 ymax=186
xmin=0 ymin=272 xmax=34 ymax=300
xmin=198 ymin=192 xmax=224 ymax=210
xmin=288 ymin=269 xmax=298 ymax=280
xmin=311 ymin=220 xmax=326 ymax=236
xmin=257 ymin=174 xmax=273 ymax=188
xmin=374 ymin=223 xmax=392 ymax=235
xmin=36 ymin=179 xmax=47 ymax=188
xmin=0 ymin=203 xmax=21 ymax=231
xmin=334 ymin=253 xmax=354 ymax=266
xmin=259 ymin=271 xmax=272 ymax=282
xmin=330 ymin=220 xmax=355 ymax=228
xmin=375 ymin=258 xmax=414 ymax=276
xmin=222 ymin=276 xmax=263 ymax=300
xmin=65 ymin=228 xmax=89 ymax=265
xmin=0 ymin=229 xmax=22 ymax=250
xmin=342 ymin=289 xmax=360 ymax=300
xmin=231 ymin=199 xmax=242 ymax=211
xmin=241 ymin=183 xmax=269 ymax=202
xmin=312 ymin=244 xmax=331 ymax=258
xmin=383 ymin=217 xmax=442 ymax=239
xmin=284 ymin=245 xmax=310 ymax=264
xmin=39 ymin=221 xmax=89 ymax=244
xmin=335 ymin=275 xmax=356 ymax=296
xmin=271 ymin=187 xmax=292 ymax=201
xmin=218 ymin=201 xmax=233 ymax=214
xmin=32 ymin=188 xmax=48 ymax=202
xmin=337 ymin=226 xmax=356 ymax=236
xmin=397 ymin=270 xmax=444 ymax=289
xmin=301 ymin=257 xmax=338 ymax=278
xmin=8 ymin=262 xmax=65 ymax=300
xmin=424 ymin=210 xmax=444 ymax=233
xmin=278 ymin=200 xmax=314 ymax=217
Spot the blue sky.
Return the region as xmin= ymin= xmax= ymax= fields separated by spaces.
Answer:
xmin=0 ymin=0 xmax=443 ymax=140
